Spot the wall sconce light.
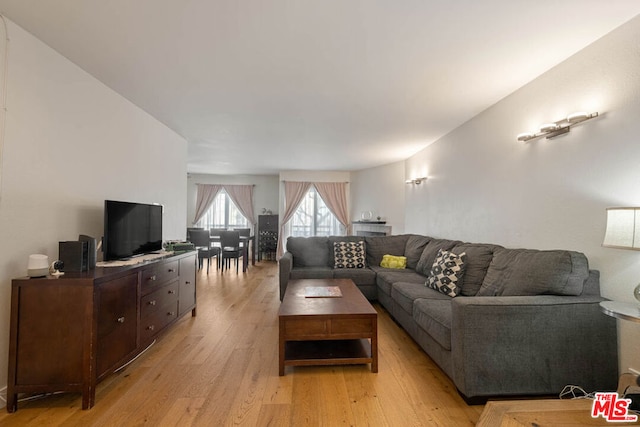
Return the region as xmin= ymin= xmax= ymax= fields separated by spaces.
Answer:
xmin=517 ymin=111 xmax=599 ymax=142
xmin=405 ymin=177 xmax=428 ymax=185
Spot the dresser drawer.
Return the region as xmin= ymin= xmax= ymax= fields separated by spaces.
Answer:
xmin=140 ymin=299 xmax=178 ymax=343
xmin=141 ymin=280 xmax=179 ymax=318
xmin=141 ymin=260 xmax=179 ymax=293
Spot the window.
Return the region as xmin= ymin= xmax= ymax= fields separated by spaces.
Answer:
xmin=291 ymin=187 xmax=344 ymax=237
xmin=196 ymin=189 xmax=249 ymax=230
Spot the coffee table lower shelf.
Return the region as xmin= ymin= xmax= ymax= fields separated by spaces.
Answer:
xmin=282 ymin=339 xmax=373 ymax=371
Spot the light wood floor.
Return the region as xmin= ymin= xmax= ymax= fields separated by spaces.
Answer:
xmin=0 ymin=261 xmax=483 ymax=426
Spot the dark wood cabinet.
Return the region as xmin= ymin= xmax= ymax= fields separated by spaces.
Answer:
xmin=258 ymin=214 xmax=278 ymax=261
xmin=178 ymin=255 xmax=196 ymax=316
xmin=96 ymin=273 xmax=138 ymax=379
xmin=6 ymin=251 xmax=196 ymax=413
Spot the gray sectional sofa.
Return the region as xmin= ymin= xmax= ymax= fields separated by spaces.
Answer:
xmin=278 ymin=234 xmax=618 ymax=401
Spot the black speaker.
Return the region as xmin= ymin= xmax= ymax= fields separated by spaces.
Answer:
xmin=78 ymin=234 xmax=97 ymax=269
xmin=59 ymin=241 xmax=89 ymax=272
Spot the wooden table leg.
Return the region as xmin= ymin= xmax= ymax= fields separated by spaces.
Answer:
xmin=279 ymin=319 xmax=286 ymax=376
xmin=243 ymin=246 xmax=248 ymax=272
xmin=371 ymin=317 xmax=378 ymax=373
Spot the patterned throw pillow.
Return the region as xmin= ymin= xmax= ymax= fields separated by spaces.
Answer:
xmin=334 ymin=241 xmax=365 ymax=269
xmin=425 ymin=249 xmax=467 ymax=297
xmin=380 ymin=254 xmax=407 ymax=269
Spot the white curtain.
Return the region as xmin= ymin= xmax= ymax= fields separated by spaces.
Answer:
xmin=314 ymin=182 xmax=349 ymax=230
xmin=277 ymin=181 xmax=312 ymax=259
xmin=223 ymin=184 xmax=256 ymax=231
xmin=193 ymin=184 xmax=223 ymax=225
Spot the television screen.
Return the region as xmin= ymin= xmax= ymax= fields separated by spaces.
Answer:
xmin=103 ymin=200 xmax=163 ymax=261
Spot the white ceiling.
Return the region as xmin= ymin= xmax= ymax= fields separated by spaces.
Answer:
xmin=1 ymin=1 xmax=639 ymax=175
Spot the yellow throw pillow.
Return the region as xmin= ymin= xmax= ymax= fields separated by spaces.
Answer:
xmin=380 ymin=254 xmax=407 ymax=269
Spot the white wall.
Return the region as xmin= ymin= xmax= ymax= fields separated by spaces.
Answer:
xmin=186 ymin=173 xmax=279 ymax=232
xmin=351 ymin=161 xmax=405 ymax=234
xmin=0 ymin=19 xmax=187 ymax=395
xmin=405 ymin=16 xmax=640 ymax=375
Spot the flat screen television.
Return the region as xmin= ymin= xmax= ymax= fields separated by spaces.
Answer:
xmin=103 ymin=200 xmax=163 ymax=261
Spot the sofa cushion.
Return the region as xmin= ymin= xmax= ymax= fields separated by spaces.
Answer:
xmin=333 ymin=241 xmax=365 ymax=268
xmin=450 ymin=243 xmax=502 ymax=296
xmin=332 ymin=266 xmax=376 ymax=285
xmin=404 ymin=235 xmax=432 ymax=269
xmin=392 ymin=282 xmax=449 ymax=314
xmin=380 ymin=254 xmax=407 ymax=269
xmin=426 ymin=249 xmax=467 ymax=297
xmin=413 ymin=298 xmax=452 ymax=350
xmin=287 ymin=236 xmax=330 ymax=268
xmin=416 ymin=239 xmax=461 ymax=276
xmin=477 ymin=248 xmax=589 ymax=296
xmin=365 ymin=235 xmax=409 ymax=267
xmin=289 ymin=266 xmax=334 ymax=280
xmin=373 ymin=266 xmax=426 ymax=297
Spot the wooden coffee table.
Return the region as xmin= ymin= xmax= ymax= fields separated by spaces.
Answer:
xmin=278 ymin=278 xmax=378 ymax=376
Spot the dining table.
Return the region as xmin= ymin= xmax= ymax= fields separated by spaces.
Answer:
xmin=210 ymin=234 xmax=255 ymax=272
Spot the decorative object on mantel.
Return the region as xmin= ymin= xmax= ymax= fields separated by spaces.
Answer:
xmin=602 ymin=207 xmax=640 ymax=303
xmin=405 ymin=176 xmax=428 ymax=185
xmin=361 ymin=210 xmax=373 ymax=221
xmin=517 ymin=111 xmax=598 ymax=142
xmin=261 ymin=208 xmax=273 ymax=215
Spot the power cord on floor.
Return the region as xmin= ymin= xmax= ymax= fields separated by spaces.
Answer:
xmin=560 ymin=383 xmax=640 ymax=416
xmin=559 ymin=385 xmax=595 ymax=400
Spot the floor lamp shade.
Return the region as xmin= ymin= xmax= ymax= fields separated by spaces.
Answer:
xmin=602 ymin=207 xmax=640 ymax=250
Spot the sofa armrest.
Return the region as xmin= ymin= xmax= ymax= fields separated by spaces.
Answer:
xmin=279 ymin=252 xmax=293 ymax=301
xmin=450 ymin=295 xmax=617 ymax=399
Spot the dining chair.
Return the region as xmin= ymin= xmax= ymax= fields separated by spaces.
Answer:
xmin=209 ymin=228 xmax=225 ymax=269
xmin=189 ymin=229 xmax=219 ymax=273
xmin=234 ymin=228 xmax=250 ymax=238
xmin=186 ymin=227 xmax=204 ymax=242
xmin=219 ymin=230 xmax=243 ymax=273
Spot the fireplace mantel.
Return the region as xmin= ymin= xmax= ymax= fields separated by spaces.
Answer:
xmin=351 ymin=221 xmax=392 ymax=236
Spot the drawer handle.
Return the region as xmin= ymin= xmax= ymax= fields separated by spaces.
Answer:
xmin=149 ymin=275 xmax=157 ymax=281
xmin=168 ymin=268 xmax=175 ymax=273
xmin=185 ymin=281 xmax=191 ymax=285
xmin=147 ymin=325 xmax=155 ymax=331
xmin=168 ymin=290 xmax=175 ymax=294
xmin=167 ymin=311 xmax=175 ymax=316
xmin=117 ymin=317 xmax=125 ymax=323
xmin=148 ymin=300 xmax=157 ymax=306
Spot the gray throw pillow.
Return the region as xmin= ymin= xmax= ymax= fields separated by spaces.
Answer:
xmin=404 ymin=235 xmax=431 ymax=270
xmin=477 ymin=248 xmax=589 ymax=296
xmin=416 ymin=239 xmax=461 ymax=276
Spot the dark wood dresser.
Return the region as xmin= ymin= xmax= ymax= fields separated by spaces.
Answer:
xmin=6 ymin=251 xmax=196 ymax=412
